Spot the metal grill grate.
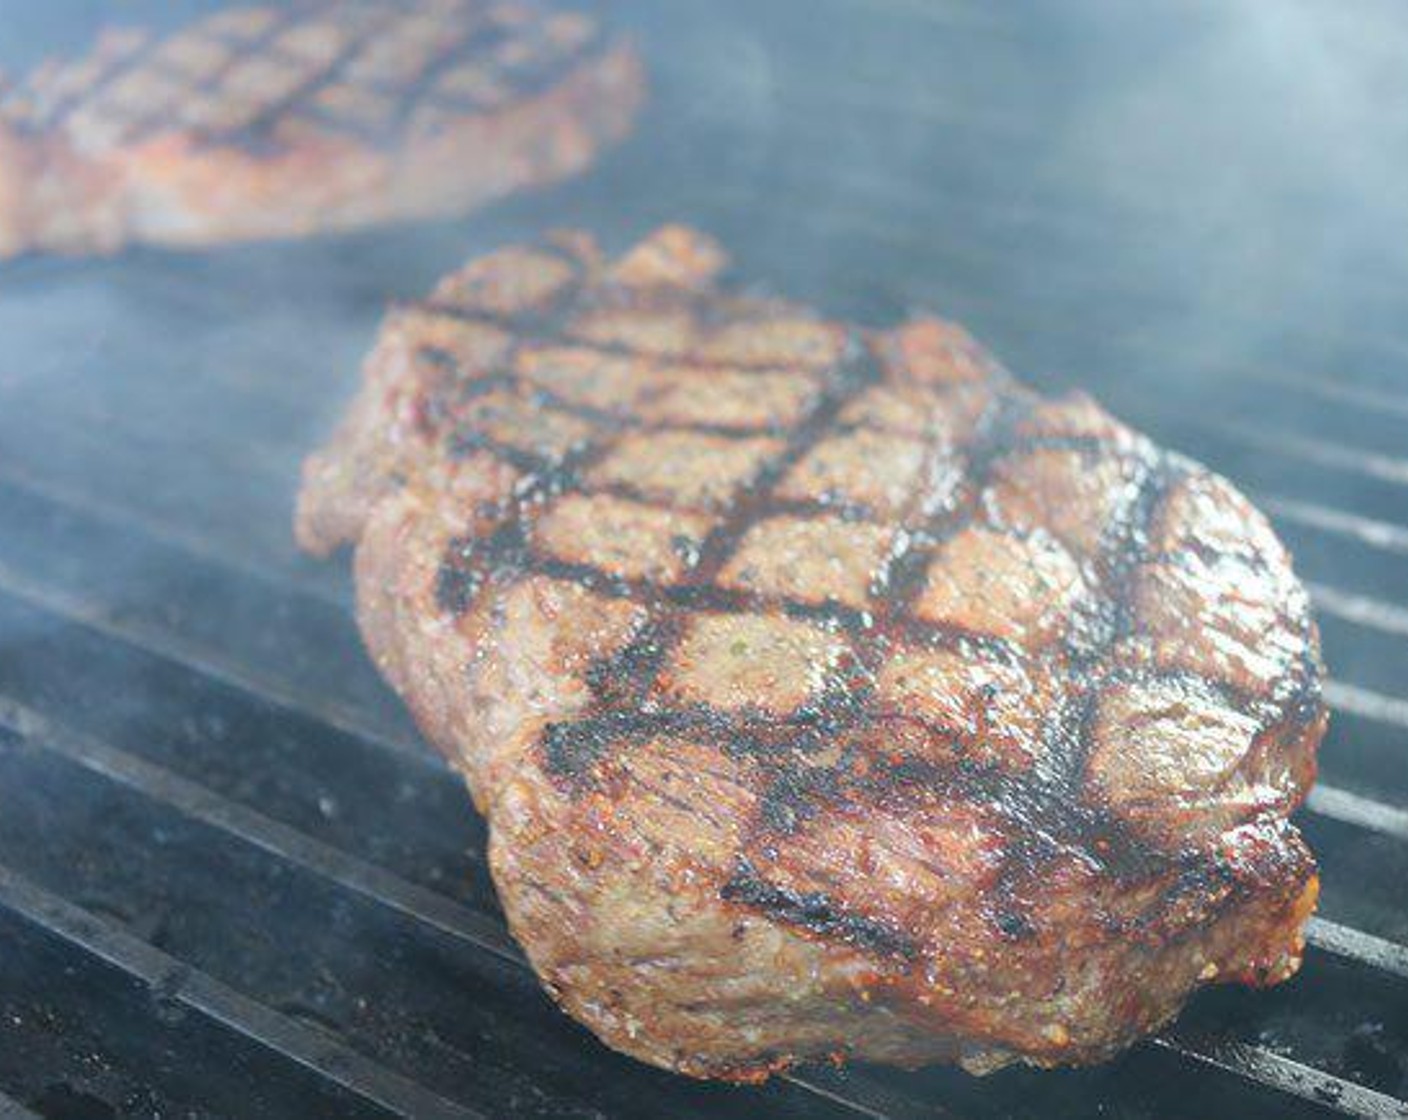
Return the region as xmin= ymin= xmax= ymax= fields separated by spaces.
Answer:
xmin=0 ymin=1 xmax=1406 ymax=1116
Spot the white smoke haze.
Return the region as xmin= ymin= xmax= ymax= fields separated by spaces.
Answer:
xmin=1054 ymin=0 xmax=1408 ymax=354
xmin=0 ymin=0 xmax=1403 ymax=595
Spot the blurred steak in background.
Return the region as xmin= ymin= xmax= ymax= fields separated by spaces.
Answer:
xmin=0 ymin=0 xmax=643 ymax=257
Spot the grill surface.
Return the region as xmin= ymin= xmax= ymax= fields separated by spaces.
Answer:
xmin=1 ymin=1 xmax=1406 ymax=1117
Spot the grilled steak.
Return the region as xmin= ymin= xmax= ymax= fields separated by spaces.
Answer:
xmin=296 ymin=226 xmax=1326 ymax=1079
xmin=0 ymin=2 xmax=641 ymax=257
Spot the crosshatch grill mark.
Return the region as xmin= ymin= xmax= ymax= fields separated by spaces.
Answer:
xmin=398 ymin=231 xmax=1325 ymax=952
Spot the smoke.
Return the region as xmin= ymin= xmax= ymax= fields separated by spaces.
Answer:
xmin=1052 ymin=0 xmax=1408 ymax=359
xmin=1 ymin=0 xmax=1403 ymax=601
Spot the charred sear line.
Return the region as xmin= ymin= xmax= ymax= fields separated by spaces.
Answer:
xmin=47 ymin=2 xmax=306 ymax=132
xmin=870 ymin=528 xmax=935 ymax=614
xmin=865 ymin=749 xmax=1169 ymax=885
xmin=756 ymin=752 xmax=854 ymax=834
xmin=1104 ymin=453 xmax=1182 ymax=629
xmin=688 ymin=341 xmax=878 ymax=578
xmin=1058 ymin=451 xmax=1181 ymax=785
xmin=541 ymin=710 xmax=692 ymax=782
xmin=792 ymin=667 xmax=876 ymax=740
xmin=43 ymin=30 xmax=171 ymax=131
xmin=384 ymin=17 xmax=508 ymax=134
xmin=213 ymin=13 xmax=399 ymax=151
xmin=540 ymin=703 xmax=811 ymax=784
xmin=434 ymin=534 xmax=484 ymax=615
xmin=449 ymin=425 xmax=581 ymax=477
xmin=980 ymin=450 xmax=1185 ymax=900
xmin=432 ymin=519 xmax=531 ymax=616
xmin=522 ymin=386 xmax=772 ymax=441
xmin=479 ymin=25 xmax=611 ymax=107
xmin=539 ymin=333 xmax=885 ymax=778
xmin=720 ymin=858 xmax=917 ymax=961
xmin=585 ymin=616 xmax=685 ymax=709
xmin=867 ymin=386 xmax=1028 ymax=622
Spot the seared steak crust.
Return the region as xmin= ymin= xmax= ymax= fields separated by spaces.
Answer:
xmin=0 ymin=1 xmax=642 ymax=257
xmin=297 ymin=226 xmax=1325 ymax=1078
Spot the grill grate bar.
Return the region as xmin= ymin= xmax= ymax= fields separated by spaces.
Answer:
xmin=689 ymin=175 xmax=1408 ymax=399
xmin=1322 ymin=681 xmax=1408 ymax=734
xmin=1150 ymin=1035 xmax=1408 ymax=1120
xmin=0 ymin=697 xmax=519 ymax=966
xmin=0 ymin=862 xmax=483 ymax=1120
xmin=0 ymin=551 xmax=426 ymax=765
xmin=0 ymin=698 xmax=900 ymax=1120
xmin=1233 ymin=369 xmax=1408 ymax=423
xmin=777 ymin=1077 xmax=898 ymax=1120
xmin=1306 ymin=784 xmax=1408 ymax=845
xmin=1305 ymin=917 xmax=1408 ymax=982
xmin=1308 ymin=583 xmax=1408 ymax=641
xmin=0 ymin=455 xmax=344 ymax=608
xmin=1266 ymin=497 xmax=1408 ymax=558
xmin=4 ymin=691 xmax=1406 ymax=1117
xmin=1196 ymin=420 xmax=1408 ymax=488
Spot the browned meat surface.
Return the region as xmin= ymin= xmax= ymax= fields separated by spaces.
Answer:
xmin=296 ymin=226 xmax=1326 ymax=1079
xmin=0 ymin=1 xmax=642 ymax=257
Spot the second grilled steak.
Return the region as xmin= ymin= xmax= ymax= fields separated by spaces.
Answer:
xmin=296 ymin=226 xmax=1326 ymax=1079
xmin=0 ymin=1 xmax=642 ymax=257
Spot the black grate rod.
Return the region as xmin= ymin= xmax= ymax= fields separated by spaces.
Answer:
xmin=1322 ymin=681 xmax=1408 ymax=733
xmin=1308 ymin=583 xmax=1408 ymax=641
xmin=0 ymin=557 xmax=433 ymax=768
xmin=1305 ymin=784 xmax=1408 ymax=845
xmin=1199 ymin=419 xmax=1408 ymax=489
xmin=1077 ymin=390 xmax=1408 ymax=496
xmin=781 ymin=1065 xmax=973 ymax=1120
xmin=0 ymin=863 xmax=484 ymax=1120
xmin=1236 ymin=368 xmax=1408 ymax=424
xmin=1150 ymin=1033 xmax=1408 ymax=1120
xmin=7 ymin=697 xmax=1407 ymax=1117
xmin=0 ymin=456 xmax=343 ymax=609
xmin=0 ymin=698 xmax=903 ymax=1120
xmin=0 ymin=698 xmax=519 ymax=968
xmin=1266 ymin=497 xmax=1408 ymax=558
xmin=1305 ymin=917 xmax=1408 ymax=983
xmin=779 ymin=1073 xmax=901 ymax=1120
